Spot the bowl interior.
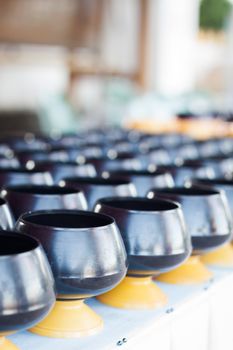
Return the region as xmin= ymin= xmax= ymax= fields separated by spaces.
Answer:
xmin=22 ymin=211 xmax=113 ymax=229
xmin=154 ymin=187 xmax=219 ymax=196
xmin=0 ymin=232 xmax=38 ymax=255
xmin=110 ymin=169 xmax=166 ymax=177
xmin=98 ymin=197 xmax=178 ymax=211
xmin=6 ymin=185 xmax=79 ymax=195
xmin=195 ymin=178 xmax=233 ymax=186
xmin=65 ymin=176 xmax=130 ymax=186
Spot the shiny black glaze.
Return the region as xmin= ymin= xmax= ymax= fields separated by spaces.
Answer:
xmin=0 ymin=144 xmax=14 ymax=158
xmin=84 ymin=154 xmax=141 ymax=175
xmin=148 ymin=187 xmax=232 ymax=254
xmin=16 ymin=210 xmax=127 ymax=299
xmin=1 ymin=136 xmax=48 ymax=152
xmin=191 ymin=178 xmax=233 ymax=217
xmin=193 ymin=139 xmax=222 ymax=157
xmin=34 ymin=161 xmax=96 ymax=183
xmin=145 ymin=148 xmax=171 ymax=166
xmin=50 ymin=145 xmax=105 ymax=161
xmin=0 ymin=231 xmax=55 ymax=334
xmin=0 ymin=197 xmax=14 ymax=230
xmin=107 ymin=169 xmax=174 ymax=196
xmin=62 ymin=176 xmax=137 ymax=209
xmin=0 ymin=167 xmax=53 ymax=187
xmin=95 ymin=197 xmax=191 ymax=277
xmin=197 ymin=156 xmax=233 ymax=177
xmin=0 ymin=156 xmax=19 ymax=168
xmin=166 ymin=142 xmax=200 ymax=162
xmin=16 ymin=149 xmax=50 ymax=163
xmin=2 ymin=185 xmax=88 ymax=220
xmin=157 ymin=163 xmax=214 ymax=186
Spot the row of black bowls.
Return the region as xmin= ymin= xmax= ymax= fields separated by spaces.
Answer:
xmin=0 ymin=128 xmax=233 ymax=342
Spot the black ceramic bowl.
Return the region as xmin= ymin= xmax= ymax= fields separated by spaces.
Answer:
xmin=157 ymin=162 xmax=214 ymax=186
xmin=191 ymin=177 xmax=233 ymax=216
xmin=16 ymin=210 xmax=127 ymax=299
xmin=95 ymin=197 xmax=191 ymax=277
xmin=0 ymin=231 xmax=55 ymax=334
xmin=148 ymin=187 xmax=232 ymax=254
xmin=193 ymin=139 xmax=222 ymax=158
xmin=3 ymin=135 xmax=48 ymax=152
xmin=0 ymin=167 xmax=53 ymax=188
xmin=15 ymin=149 xmax=70 ymax=166
xmin=2 ymin=185 xmax=88 ymax=220
xmin=0 ymin=197 xmax=14 ymax=230
xmin=197 ymin=155 xmax=233 ymax=177
xmin=61 ymin=176 xmax=137 ymax=209
xmin=107 ymin=169 xmax=174 ymax=196
xmin=137 ymin=144 xmax=171 ymax=166
xmin=0 ymin=156 xmax=19 ymax=169
xmin=34 ymin=161 xmax=96 ymax=183
xmin=84 ymin=154 xmax=142 ymax=175
xmin=165 ymin=142 xmax=199 ymax=163
xmin=0 ymin=144 xmax=14 ymax=158
xmin=50 ymin=145 xmax=105 ymax=162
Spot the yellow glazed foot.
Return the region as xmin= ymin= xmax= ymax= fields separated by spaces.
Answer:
xmin=30 ymin=300 xmax=103 ymax=338
xmin=156 ymin=256 xmax=212 ymax=284
xmin=97 ymin=276 xmax=167 ymax=309
xmin=0 ymin=338 xmax=19 ymax=350
xmin=201 ymin=243 xmax=233 ymax=267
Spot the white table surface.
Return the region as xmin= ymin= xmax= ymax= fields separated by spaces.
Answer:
xmin=9 ymin=267 xmax=233 ymax=350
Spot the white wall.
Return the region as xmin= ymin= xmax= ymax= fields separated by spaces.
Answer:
xmin=0 ymin=46 xmax=67 ymax=109
xmin=146 ymin=0 xmax=200 ymax=95
xmin=100 ymin=0 xmax=140 ymax=73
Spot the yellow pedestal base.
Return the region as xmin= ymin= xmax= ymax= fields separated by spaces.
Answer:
xmin=201 ymin=243 xmax=233 ymax=267
xmin=156 ymin=256 xmax=212 ymax=284
xmin=0 ymin=338 xmax=19 ymax=350
xmin=97 ymin=276 xmax=167 ymax=309
xmin=30 ymin=300 xmax=103 ymax=338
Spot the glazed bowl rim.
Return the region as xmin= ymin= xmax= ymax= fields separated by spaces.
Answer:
xmin=95 ymin=196 xmax=181 ymax=214
xmin=106 ymin=169 xmax=170 ymax=177
xmin=0 ymin=167 xmax=50 ymax=174
xmin=62 ymin=176 xmax=133 ymax=186
xmin=34 ymin=160 xmax=91 ymax=166
xmin=0 ymin=230 xmax=41 ymax=259
xmin=2 ymin=184 xmax=83 ymax=196
xmin=148 ymin=186 xmax=220 ymax=197
xmin=192 ymin=177 xmax=233 ymax=187
xmin=18 ymin=209 xmax=116 ymax=231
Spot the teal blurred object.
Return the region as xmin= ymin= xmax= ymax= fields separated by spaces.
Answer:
xmin=39 ymin=94 xmax=79 ymax=135
xmin=103 ymin=78 xmax=138 ymax=126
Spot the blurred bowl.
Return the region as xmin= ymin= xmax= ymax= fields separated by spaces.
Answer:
xmin=84 ymin=153 xmax=142 ymax=175
xmin=0 ymin=197 xmax=14 ymax=230
xmin=0 ymin=167 xmax=53 ymax=188
xmin=106 ymin=169 xmax=174 ymax=196
xmin=190 ymin=177 xmax=233 ymax=267
xmin=61 ymin=176 xmax=137 ymax=209
xmin=2 ymin=185 xmax=87 ymax=220
xmin=147 ymin=186 xmax=232 ymax=283
xmin=34 ymin=161 xmax=96 ymax=183
xmin=0 ymin=231 xmax=55 ymax=348
xmin=16 ymin=149 xmax=69 ymax=166
xmin=158 ymin=162 xmax=215 ymax=186
xmin=148 ymin=186 xmax=232 ymax=253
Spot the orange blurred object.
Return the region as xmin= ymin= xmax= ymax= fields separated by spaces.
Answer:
xmin=126 ymin=118 xmax=231 ymax=140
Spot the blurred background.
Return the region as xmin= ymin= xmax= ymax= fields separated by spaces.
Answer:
xmin=0 ymin=0 xmax=232 ymax=134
